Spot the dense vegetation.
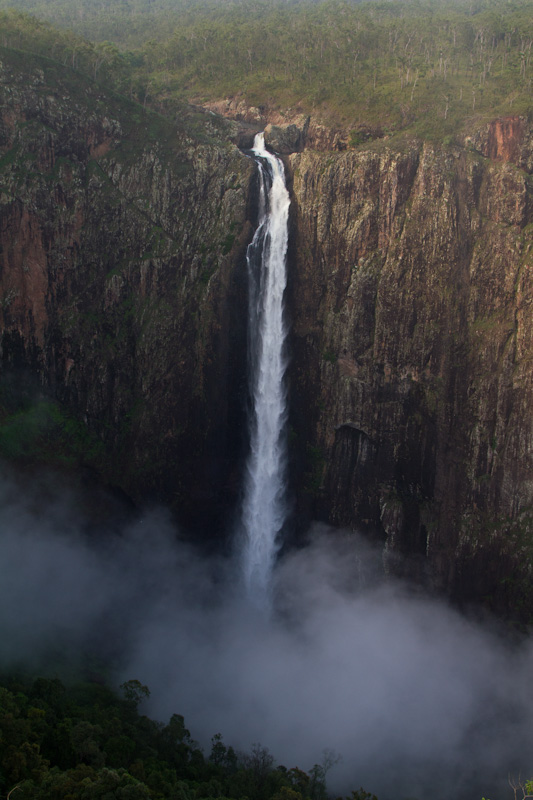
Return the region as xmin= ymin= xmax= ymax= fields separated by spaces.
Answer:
xmin=0 ymin=0 xmax=532 ymax=140
xmin=0 ymin=675 xmax=361 ymax=800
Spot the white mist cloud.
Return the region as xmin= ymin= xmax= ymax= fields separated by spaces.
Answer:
xmin=130 ymin=528 xmax=532 ymax=800
xmin=0 ymin=465 xmax=532 ymax=800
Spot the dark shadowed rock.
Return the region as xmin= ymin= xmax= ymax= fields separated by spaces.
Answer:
xmin=0 ymin=53 xmax=255 ymax=535
xmin=264 ymin=120 xmax=309 ymax=154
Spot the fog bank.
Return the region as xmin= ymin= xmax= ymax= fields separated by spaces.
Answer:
xmin=1 ymin=465 xmax=532 ymax=800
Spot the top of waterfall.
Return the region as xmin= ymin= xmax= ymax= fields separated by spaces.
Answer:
xmin=252 ymin=131 xmax=267 ymax=156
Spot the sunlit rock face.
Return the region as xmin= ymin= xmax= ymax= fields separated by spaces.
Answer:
xmin=286 ymin=117 xmax=533 ymax=615
xmin=468 ymin=115 xmax=533 ymax=171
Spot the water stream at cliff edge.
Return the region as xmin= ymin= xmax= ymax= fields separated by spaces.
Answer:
xmin=239 ymin=133 xmax=290 ymax=609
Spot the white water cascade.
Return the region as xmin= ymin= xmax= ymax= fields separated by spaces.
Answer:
xmin=240 ymin=132 xmax=291 ymax=608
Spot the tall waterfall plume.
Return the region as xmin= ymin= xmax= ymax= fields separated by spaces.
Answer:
xmin=240 ymin=132 xmax=291 ymax=608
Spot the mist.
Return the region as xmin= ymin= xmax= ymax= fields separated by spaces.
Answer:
xmin=2 ymin=463 xmax=533 ymax=800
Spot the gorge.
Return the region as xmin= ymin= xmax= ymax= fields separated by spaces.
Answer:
xmin=1 ymin=43 xmax=532 ymax=620
xmin=2 ymin=7 xmax=533 ymax=797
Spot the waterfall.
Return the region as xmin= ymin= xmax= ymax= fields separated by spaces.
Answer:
xmin=240 ymin=132 xmax=291 ymax=608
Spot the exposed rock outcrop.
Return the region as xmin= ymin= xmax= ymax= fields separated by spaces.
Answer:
xmin=200 ymin=96 xmax=350 ymax=151
xmin=465 ymin=115 xmax=533 ymax=172
xmin=264 ymin=121 xmax=309 ymax=154
xmin=287 ymin=119 xmax=533 ymax=615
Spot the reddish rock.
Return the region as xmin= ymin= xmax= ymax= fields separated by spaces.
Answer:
xmin=486 ymin=116 xmax=525 ymax=164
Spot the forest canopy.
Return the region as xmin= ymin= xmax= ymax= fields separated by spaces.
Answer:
xmin=0 ymin=673 xmax=350 ymax=800
xmin=0 ymin=0 xmax=532 ymax=140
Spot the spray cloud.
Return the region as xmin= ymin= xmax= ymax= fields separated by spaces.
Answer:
xmin=1 ymin=465 xmax=533 ymax=800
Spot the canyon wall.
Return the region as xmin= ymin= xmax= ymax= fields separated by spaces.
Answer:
xmin=2 ymin=49 xmax=533 ymax=614
xmin=0 ymin=51 xmax=254 ymax=531
xmin=286 ymin=118 xmax=533 ymax=615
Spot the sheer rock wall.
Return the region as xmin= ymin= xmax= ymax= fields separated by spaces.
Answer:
xmin=287 ymin=120 xmax=533 ymax=612
xmin=0 ymin=55 xmax=255 ymax=531
xmin=2 ymin=50 xmax=533 ymax=612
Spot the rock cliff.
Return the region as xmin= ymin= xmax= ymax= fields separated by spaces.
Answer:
xmin=0 ymin=49 xmax=254 ymax=532
xmin=2 ymin=47 xmax=533 ymax=616
xmin=286 ymin=122 xmax=533 ymax=616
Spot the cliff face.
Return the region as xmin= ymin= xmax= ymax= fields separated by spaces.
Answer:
xmin=0 ymin=51 xmax=254 ymax=529
xmin=287 ymin=121 xmax=533 ymax=613
xmin=2 ymin=48 xmax=533 ymax=613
